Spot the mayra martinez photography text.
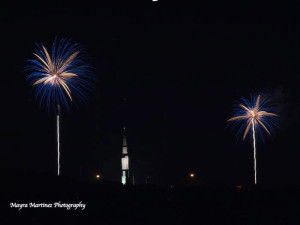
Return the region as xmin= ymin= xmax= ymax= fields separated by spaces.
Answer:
xmin=10 ymin=201 xmax=86 ymax=210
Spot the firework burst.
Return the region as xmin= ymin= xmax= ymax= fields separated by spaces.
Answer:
xmin=26 ymin=38 xmax=95 ymax=112
xmin=227 ymin=94 xmax=279 ymax=184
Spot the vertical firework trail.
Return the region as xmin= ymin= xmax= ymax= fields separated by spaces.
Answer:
xmin=252 ymin=118 xmax=257 ymax=184
xmin=57 ymin=104 xmax=60 ymax=176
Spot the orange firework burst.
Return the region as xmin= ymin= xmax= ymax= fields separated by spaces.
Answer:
xmin=227 ymin=95 xmax=277 ymax=140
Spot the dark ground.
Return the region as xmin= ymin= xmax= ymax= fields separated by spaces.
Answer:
xmin=2 ymin=171 xmax=300 ymax=224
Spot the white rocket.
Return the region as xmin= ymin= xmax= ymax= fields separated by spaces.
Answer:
xmin=121 ymin=127 xmax=129 ymax=185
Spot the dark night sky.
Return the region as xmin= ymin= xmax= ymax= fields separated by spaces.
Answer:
xmin=0 ymin=3 xmax=299 ymax=186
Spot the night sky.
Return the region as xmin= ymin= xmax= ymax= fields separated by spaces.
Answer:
xmin=1 ymin=3 xmax=299 ymax=186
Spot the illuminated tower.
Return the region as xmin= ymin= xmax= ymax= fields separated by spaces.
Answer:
xmin=121 ymin=127 xmax=129 ymax=185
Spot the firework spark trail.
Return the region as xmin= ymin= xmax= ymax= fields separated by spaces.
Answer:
xmin=26 ymin=38 xmax=95 ymax=176
xmin=57 ymin=112 xmax=60 ymax=176
xmin=252 ymin=118 xmax=257 ymax=184
xmin=227 ymin=94 xmax=278 ymax=184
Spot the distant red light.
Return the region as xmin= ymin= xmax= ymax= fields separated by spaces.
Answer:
xmin=235 ymin=185 xmax=243 ymax=190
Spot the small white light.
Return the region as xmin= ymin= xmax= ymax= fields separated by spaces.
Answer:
xmin=152 ymin=0 xmax=158 ymax=2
